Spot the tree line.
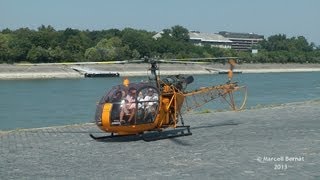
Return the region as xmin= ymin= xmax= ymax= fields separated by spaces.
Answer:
xmin=0 ymin=25 xmax=319 ymax=63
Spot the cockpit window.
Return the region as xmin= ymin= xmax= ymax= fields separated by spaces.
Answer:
xmin=109 ymin=84 xmax=159 ymax=126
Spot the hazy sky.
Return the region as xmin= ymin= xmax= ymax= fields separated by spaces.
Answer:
xmin=1 ymin=0 xmax=319 ymax=45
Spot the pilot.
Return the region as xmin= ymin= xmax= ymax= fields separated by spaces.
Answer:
xmin=110 ymin=91 xmax=123 ymax=122
xmin=120 ymin=87 xmax=137 ymax=124
xmin=112 ymin=91 xmax=123 ymax=103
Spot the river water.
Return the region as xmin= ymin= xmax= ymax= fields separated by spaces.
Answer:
xmin=1 ymin=72 xmax=320 ymax=130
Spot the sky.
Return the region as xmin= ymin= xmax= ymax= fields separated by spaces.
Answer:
xmin=1 ymin=0 xmax=319 ymax=45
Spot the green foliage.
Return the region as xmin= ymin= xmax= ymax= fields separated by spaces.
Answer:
xmin=8 ymin=29 xmax=33 ymax=62
xmin=83 ymin=36 xmax=134 ymax=61
xmin=260 ymin=34 xmax=313 ymax=52
xmin=0 ymin=26 xmax=319 ymax=63
xmin=250 ymin=34 xmax=317 ymax=63
xmin=85 ymin=47 xmax=101 ymax=61
xmin=171 ymin=25 xmax=190 ymax=42
xmin=49 ymin=46 xmax=68 ymax=62
xmin=27 ymin=46 xmax=50 ymax=63
xmin=120 ymin=28 xmax=155 ymax=57
xmin=0 ymin=33 xmax=12 ymax=62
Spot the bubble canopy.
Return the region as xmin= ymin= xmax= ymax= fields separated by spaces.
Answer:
xmin=95 ymin=83 xmax=160 ymax=126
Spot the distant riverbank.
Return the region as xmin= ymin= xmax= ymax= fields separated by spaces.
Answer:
xmin=1 ymin=63 xmax=320 ymax=80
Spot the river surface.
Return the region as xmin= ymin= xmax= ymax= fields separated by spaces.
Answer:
xmin=1 ymin=72 xmax=320 ymax=130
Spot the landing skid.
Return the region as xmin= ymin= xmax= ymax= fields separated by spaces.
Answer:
xmin=142 ymin=126 xmax=192 ymax=142
xmin=89 ymin=133 xmax=136 ymax=141
xmin=89 ymin=126 xmax=192 ymax=142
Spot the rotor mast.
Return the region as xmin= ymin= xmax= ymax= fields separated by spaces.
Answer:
xmin=147 ymin=58 xmax=160 ymax=86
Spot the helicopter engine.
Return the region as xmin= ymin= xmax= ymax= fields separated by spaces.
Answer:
xmin=161 ymin=75 xmax=194 ymax=91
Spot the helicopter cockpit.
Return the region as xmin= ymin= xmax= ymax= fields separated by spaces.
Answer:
xmin=95 ymin=83 xmax=159 ymax=127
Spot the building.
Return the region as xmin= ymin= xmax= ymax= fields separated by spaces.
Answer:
xmin=188 ymin=31 xmax=232 ymax=49
xmin=218 ymin=31 xmax=264 ymax=51
xmin=153 ymin=31 xmax=264 ymax=51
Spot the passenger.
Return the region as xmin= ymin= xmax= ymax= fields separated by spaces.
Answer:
xmin=137 ymin=91 xmax=144 ymax=109
xmin=119 ymin=87 xmax=137 ymax=124
xmin=144 ymin=88 xmax=158 ymax=109
xmin=135 ymin=91 xmax=146 ymax=122
xmin=143 ymin=88 xmax=158 ymax=121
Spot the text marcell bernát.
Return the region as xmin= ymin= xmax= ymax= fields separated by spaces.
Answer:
xmin=263 ymin=156 xmax=304 ymax=162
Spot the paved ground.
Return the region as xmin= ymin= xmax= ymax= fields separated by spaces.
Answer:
xmin=0 ymin=100 xmax=319 ymax=179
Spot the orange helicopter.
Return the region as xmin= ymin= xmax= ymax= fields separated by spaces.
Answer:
xmin=90 ymin=57 xmax=247 ymax=141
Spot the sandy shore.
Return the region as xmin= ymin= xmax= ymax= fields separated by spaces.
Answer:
xmin=1 ymin=63 xmax=320 ymax=79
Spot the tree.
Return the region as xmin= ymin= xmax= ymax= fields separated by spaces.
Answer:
xmin=30 ymin=25 xmax=58 ymax=49
xmin=96 ymin=37 xmax=119 ymax=60
xmin=294 ymin=36 xmax=312 ymax=52
xmin=0 ymin=33 xmax=11 ymax=62
xmin=27 ymin=46 xmax=50 ymax=63
xmin=48 ymin=46 xmax=66 ymax=62
xmin=0 ymin=25 xmax=319 ymax=63
xmin=131 ymin=49 xmax=140 ymax=59
xmin=264 ymin=34 xmax=288 ymax=51
xmin=171 ymin=25 xmax=189 ymax=42
xmin=121 ymin=28 xmax=154 ymax=57
xmin=84 ymin=47 xmax=101 ymax=61
xmin=7 ymin=28 xmax=34 ymax=62
xmin=86 ymin=37 xmax=132 ymax=61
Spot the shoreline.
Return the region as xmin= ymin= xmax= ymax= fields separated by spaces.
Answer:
xmin=1 ymin=63 xmax=320 ymax=80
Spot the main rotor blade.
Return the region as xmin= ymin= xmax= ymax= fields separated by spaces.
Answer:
xmin=157 ymin=57 xmax=240 ymax=64
xmin=157 ymin=60 xmax=209 ymax=64
xmin=160 ymin=57 xmax=239 ymax=61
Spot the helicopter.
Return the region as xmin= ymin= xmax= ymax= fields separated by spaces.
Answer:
xmin=90 ymin=57 xmax=247 ymax=141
